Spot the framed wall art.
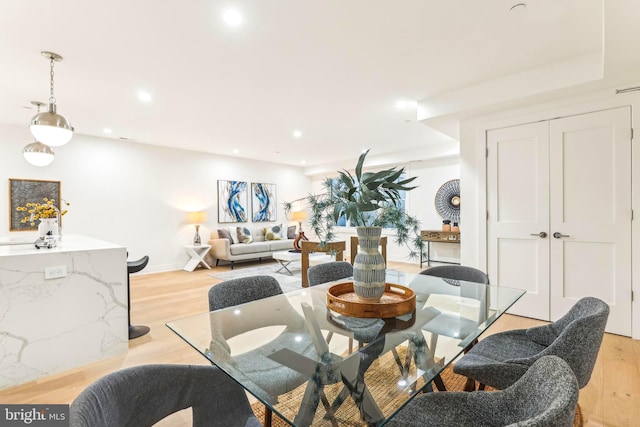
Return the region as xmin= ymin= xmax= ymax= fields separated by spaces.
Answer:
xmin=218 ymin=180 xmax=248 ymax=223
xmin=9 ymin=179 xmax=61 ymax=231
xmin=251 ymin=182 xmax=276 ymax=222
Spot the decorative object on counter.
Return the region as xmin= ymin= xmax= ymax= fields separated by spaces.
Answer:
xmin=218 ymin=180 xmax=248 ymax=223
xmin=29 ymin=51 xmax=74 ymax=147
xmin=442 ymin=219 xmax=451 ymax=231
xmin=251 ymin=182 xmax=276 ymax=222
xmin=187 ymin=211 xmax=207 ymax=245
xmin=14 ymin=193 xmax=69 ymax=249
xmin=435 ymin=179 xmax=460 ymax=224
xmin=284 ymin=150 xmax=425 ymax=301
xmin=36 ymin=218 xmax=59 ymax=248
xmin=9 ymin=179 xmax=62 ymax=231
xmin=23 ymin=101 xmax=55 ymax=166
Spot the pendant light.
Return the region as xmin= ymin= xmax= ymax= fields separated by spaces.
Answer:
xmin=30 ymin=51 xmax=74 ymax=147
xmin=23 ymin=101 xmax=55 ymax=166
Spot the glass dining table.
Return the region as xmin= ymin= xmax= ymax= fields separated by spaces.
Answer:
xmin=166 ymin=271 xmax=525 ymax=426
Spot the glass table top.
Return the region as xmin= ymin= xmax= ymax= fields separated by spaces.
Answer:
xmin=166 ymin=272 xmax=525 ymax=426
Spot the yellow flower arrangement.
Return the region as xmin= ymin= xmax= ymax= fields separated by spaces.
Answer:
xmin=16 ymin=198 xmax=70 ymax=226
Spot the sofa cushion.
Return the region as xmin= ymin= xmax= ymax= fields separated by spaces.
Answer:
xmin=265 ymin=224 xmax=284 ymax=240
xmin=218 ymin=228 xmax=234 ymax=243
xmin=252 ymin=226 xmax=266 ymax=242
xmin=287 ymin=225 xmax=296 ymax=239
xmin=268 ymin=239 xmax=295 ymax=251
xmin=237 ymin=226 xmax=253 ymax=244
xmin=229 ymin=241 xmax=270 ymax=255
xmin=226 ymin=226 xmax=240 ymax=244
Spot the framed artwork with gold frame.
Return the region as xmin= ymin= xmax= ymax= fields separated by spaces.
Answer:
xmin=9 ymin=179 xmax=61 ymax=231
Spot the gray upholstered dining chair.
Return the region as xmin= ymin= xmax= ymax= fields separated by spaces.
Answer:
xmin=207 ymin=275 xmax=315 ymax=425
xmin=419 ymin=265 xmax=490 ymax=284
xmin=208 ymin=274 xmax=283 ymax=311
xmin=386 ymin=355 xmax=579 ymax=427
xmin=308 ymin=261 xmax=383 ymax=352
xmin=454 ymin=296 xmax=609 ymax=390
xmin=69 ymin=364 xmax=261 ymax=427
xmin=414 ymin=265 xmax=490 ymax=354
xmin=307 ymin=261 xmax=353 ymax=286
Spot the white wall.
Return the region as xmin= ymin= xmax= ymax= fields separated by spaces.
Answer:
xmin=307 ymin=156 xmax=460 ymax=264
xmin=0 ymin=124 xmax=311 ymax=272
xmin=459 ymin=86 xmax=640 ymax=339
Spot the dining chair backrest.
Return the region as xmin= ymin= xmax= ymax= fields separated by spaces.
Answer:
xmin=419 ymin=265 xmax=489 ymax=284
xmin=519 ymin=296 xmax=609 ymax=388
xmin=308 ymin=261 xmax=353 ymax=286
xmin=69 ymin=364 xmax=261 ymax=427
xmin=208 ymin=275 xmax=283 ymax=311
xmin=386 ymin=355 xmax=578 ymax=427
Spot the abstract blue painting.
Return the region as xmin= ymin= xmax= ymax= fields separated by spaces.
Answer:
xmin=218 ymin=180 xmax=248 ymax=223
xmin=251 ymin=182 xmax=276 ymax=222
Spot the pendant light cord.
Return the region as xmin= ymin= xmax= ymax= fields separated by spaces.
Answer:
xmin=49 ymin=56 xmax=56 ymax=105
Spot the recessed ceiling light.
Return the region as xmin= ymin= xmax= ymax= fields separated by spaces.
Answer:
xmin=103 ymin=128 xmax=112 ymax=134
xmin=223 ymin=9 xmax=243 ymax=26
xmin=293 ymin=130 xmax=302 ymax=138
xmin=138 ymin=91 xmax=152 ymax=102
xmin=233 ymin=149 xmax=239 ymax=154
xmin=300 ymin=160 xmax=306 ymax=165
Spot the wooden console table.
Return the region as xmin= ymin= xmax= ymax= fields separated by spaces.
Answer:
xmin=301 ymin=240 xmax=346 ymax=287
xmin=349 ymin=236 xmax=387 ymax=267
xmin=420 ymin=230 xmax=461 ymax=268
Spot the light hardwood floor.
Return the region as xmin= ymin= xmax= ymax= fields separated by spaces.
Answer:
xmin=1 ymin=260 xmax=638 ymax=426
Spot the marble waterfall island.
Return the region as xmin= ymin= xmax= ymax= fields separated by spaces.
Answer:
xmin=0 ymin=235 xmax=128 ymax=389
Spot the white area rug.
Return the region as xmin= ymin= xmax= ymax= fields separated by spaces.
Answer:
xmin=209 ymin=262 xmax=303 ymax=293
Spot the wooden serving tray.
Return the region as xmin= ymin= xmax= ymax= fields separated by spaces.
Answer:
xmin=326 ymin=282 xmax=416 ymax=318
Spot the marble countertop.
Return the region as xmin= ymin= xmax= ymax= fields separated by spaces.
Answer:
xmin=0 ymin=234 xmax=125 ymax=256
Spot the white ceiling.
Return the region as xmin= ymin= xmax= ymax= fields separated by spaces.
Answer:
xmin=1 ymin=0 xmax=638 ymax=170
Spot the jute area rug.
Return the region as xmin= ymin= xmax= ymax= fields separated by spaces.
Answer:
xmin=250 ymin=350 xmax=583 ymax=427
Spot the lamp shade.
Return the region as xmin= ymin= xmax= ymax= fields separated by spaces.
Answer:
xmin=23 ymin=141 xmax=55 ymax=166
xmin=291 ymin=211 xmax=307 ymax=222
xmin=30 ymin=103 xmax=74 ymax=147
xmin=187 ymin=211 xmax=207 ymax=224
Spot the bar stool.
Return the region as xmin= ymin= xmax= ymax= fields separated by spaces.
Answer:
xmin=127 ymin=255 xmax=150 ymax=339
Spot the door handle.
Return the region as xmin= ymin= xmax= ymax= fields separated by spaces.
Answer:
xmin=553 ymin=232 xmax=570 ymax=239
xmin=530 ymin=232 xmax=547 ymax=238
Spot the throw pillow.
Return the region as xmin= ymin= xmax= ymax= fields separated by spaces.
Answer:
xmin=264 ymin=224 xmax=283 ymax=240
xmin=217 ymin=228 xmax=233 ymax=243
xmin=287 ymin=225 xmax=296 ymax=239
xmin=226 ymin=226 xmax=240 ymax=244
xmin=237 ymin=226 xmax=253 ymax=244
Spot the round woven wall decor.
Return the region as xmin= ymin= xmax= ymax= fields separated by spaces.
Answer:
xmin=434 ymin=179 xmax=460 ymax=223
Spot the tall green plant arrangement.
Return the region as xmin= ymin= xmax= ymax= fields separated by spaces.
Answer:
xmin=284 ymin=150 xmax=426 ymax=260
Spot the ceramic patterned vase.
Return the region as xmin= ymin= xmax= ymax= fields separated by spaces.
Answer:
xmin=353 ymin=226 xmax=386 ymax=302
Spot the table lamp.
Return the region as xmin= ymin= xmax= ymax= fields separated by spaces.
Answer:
xmin=187 ymin=211 xmax=207 ymax=245
xmin=291 ymin=210 xmax=307 ymax=233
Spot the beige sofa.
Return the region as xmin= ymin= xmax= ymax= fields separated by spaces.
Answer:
xmin=209 ymin=224 xmax=296 ymax=269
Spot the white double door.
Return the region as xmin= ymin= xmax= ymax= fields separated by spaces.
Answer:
xmin=487 ymin=107 xmax=632 ymax=336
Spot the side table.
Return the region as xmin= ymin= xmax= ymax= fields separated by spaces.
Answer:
xmin=183 ymin=244 xmax=212 ymax=272
xmin=420 ymin=230 xmax=461 ymax=268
